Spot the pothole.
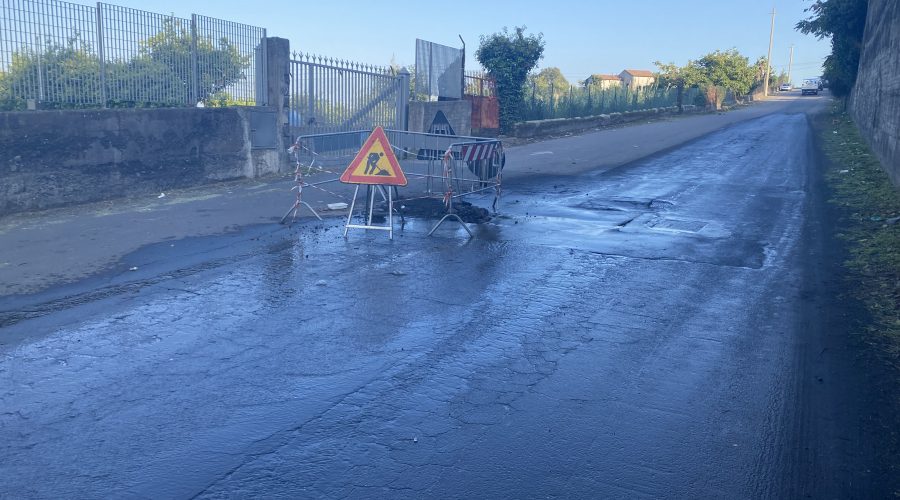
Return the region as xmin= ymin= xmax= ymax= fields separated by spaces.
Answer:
xmin=646 ymin=218 xmax=707 ymax=233
xmin=574 ymin=197 xmax=675 ymax=212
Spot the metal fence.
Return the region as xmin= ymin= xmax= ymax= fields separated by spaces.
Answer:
xmin=464 ymin=70 xmax=494 ymax=98
xmin=414 ymin=38 xmax=463 ymax=100
xmin=0 ymin=0 xmax=266 ymax=110
xmin=522 ymin=83 xmax=700 ymax=121
xmin=289 ymin=51 xmax=409 ymax=135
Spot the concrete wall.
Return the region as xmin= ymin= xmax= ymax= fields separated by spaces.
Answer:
xmin=408 ymin=100 xmax=472 ymax=136
xmin=0 ymin=107 xmax=281 ymax=215
xmin=511 ymin=105 xmax=699 ymax=139
xmin=850 ymin=0 xmax=900 ymax=186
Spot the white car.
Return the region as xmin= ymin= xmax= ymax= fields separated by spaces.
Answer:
xmin=801 ymin=79 xmax=819 ymax=95
xmin=779 ymin=83 xmax=792 ymax=92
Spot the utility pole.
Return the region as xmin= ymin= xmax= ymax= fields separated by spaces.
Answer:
xmin=787 ymin=44 xmax=794 ymax=85
xmin=763 ymin=7 xmax=776 ymax=97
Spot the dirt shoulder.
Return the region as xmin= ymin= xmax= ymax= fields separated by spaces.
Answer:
xmin=795 ymin=105 xmax=899 ymax=497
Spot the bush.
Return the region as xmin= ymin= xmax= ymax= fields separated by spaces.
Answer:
xmin=476 ymin=27 xmax=544 ymax=132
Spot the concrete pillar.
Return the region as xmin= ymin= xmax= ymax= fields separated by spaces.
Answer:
xmin=264 ymin=37 xmax=291 ymax=162
xmin=397 ymin=68 xmax=411 ymax=131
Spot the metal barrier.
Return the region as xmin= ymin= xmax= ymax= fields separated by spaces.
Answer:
xmin=415 ymin=38 xmax=463 ymax=100
xmin=284 ymin=129 xmax=504 ymax=236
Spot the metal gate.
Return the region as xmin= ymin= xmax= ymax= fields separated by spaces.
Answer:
xmin=288 ymin=52 xmax=410 ymax=135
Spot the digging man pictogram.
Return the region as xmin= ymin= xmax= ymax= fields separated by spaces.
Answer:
xmin=365 ymin=152 xmax=389 ymax=176
xmin=338 ymin=127 xmax=408 ymax=186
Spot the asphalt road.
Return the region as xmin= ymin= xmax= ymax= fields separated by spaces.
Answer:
xmin=1 ymin=95 xmax=887 ymax=498
xmin=0 ymin=94 xmax=819 ymax=298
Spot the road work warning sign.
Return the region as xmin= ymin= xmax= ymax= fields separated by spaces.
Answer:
xmin=339 ymin=126 xmax=408 ymax=186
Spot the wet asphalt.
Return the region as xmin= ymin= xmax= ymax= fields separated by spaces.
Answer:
xmin=0 ymin=110 xmax=847 ymax=497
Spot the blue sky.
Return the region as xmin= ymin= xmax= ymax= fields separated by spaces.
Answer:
xmin=91 ymin=0 xmax=831 ymax=83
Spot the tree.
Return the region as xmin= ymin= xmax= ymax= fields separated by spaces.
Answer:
xmin=122 ymin=18 xmax=248 ymax=105
xmin=653 ymin=62 xmax=682 ymax=90
xmin=528 ymin=67 xmax=569 ymax=102
xmin=476 ymin=26 xmax=544 ymax=131
xmin=752 ymin=56 xmax=773 ymax=92
xmin=692 ymin=49 xmax=756 ymax=96
xmin=774 ymin=69 xmax=790 ymax=87
xmin=796 ymin=0 xmax=869 ymax=98
xmin=654 ymin=61 xmax=687 ymax=111
xmin=672 ymin=49 xmax=757 ymax=109
xmin=0 ymin=35 xmax=101 ymax=110
xmin=654 ymin=50 xmax=758 ymax=110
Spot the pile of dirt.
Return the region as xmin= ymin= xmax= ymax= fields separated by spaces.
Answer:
xmin=394 ymin=197 xmax=492 ymax=223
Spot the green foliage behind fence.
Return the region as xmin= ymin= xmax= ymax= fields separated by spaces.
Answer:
xmin=521 ymin=84 xmax=698 ymax=121
xmin=0 ymin=27 xmax=249 ymax=111
xmin=0 ymin=1 xmax=262 ymax=111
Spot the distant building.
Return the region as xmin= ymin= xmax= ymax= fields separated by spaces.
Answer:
xmin=618 ymin=69 xmax=656 ymax=89
xmin=584 ymin=74 xmax=623 ymax=90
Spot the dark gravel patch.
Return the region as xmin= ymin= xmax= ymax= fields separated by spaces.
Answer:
xmin=368 ymin=197 xmax=492 ymax=223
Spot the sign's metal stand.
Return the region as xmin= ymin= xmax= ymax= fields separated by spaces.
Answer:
xmin=343 ymin=184 xmax=395 ymax=239
xmin=427 ymin=149 xmax=473 ymax=238
xmin=339 ymin=127 xmax=406 ymax=240
xmin=427 ymin=192 xmax=472 ymax=237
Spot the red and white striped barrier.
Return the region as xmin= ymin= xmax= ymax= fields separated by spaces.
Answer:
xmin=459 ymin=142 xmax=498 ymax=162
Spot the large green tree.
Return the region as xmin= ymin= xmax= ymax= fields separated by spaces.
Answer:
xmin=106 ymin=18 xmax=247 ymax=106
xmin=653 ymin=61 xmax=682 ymax=90
xmin=796 ymin=0 xmax=869 ymax=98
xmin=655 ymin=50 xmax=757 ymax=110
xmin=653 ymin=61 xmax=687 ymax=110
xmin=690 ymin=49 xmax=757 ymax=96
xmin=476 ymin=26 xmax=544 ymax=131
xmin=155 ymin=20 xmax=246 ymax=103
xmin=527 ymin=67 xmax=569 ymax=102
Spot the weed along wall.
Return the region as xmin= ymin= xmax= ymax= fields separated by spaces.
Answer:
xmin=0 ymin=107 xmax=281 ymax=215
xmin=850 ymin=0 xmax=900 ymax=186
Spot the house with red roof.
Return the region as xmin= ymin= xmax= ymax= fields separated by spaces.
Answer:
xmin=618 ymin=69 xmax=656 ymax=89
xmin=584 ymin=74 xmax=623 ymax=90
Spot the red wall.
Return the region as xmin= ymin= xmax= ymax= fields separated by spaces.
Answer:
xmin=465 ymin=95 xmax=499 ymax=134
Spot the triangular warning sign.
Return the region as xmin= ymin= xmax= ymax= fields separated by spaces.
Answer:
xmin=339 ymin=127 xmax=408 ymax=186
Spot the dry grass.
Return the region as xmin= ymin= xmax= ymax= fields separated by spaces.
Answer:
xmin=819 ymin=105 xmax=900 ymax=365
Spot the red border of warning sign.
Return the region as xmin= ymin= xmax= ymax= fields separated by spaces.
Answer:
xmin=339 ymin=126 xmax=408 ymax=186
